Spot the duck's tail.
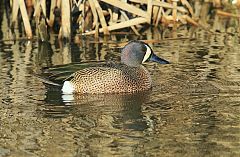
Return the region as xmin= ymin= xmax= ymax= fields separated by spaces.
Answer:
xmin=33 ymin=74 xmax=62 ymax=87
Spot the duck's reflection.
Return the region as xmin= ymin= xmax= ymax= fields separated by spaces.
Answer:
xmin=43 ymin=90 xmax=150 ymax=131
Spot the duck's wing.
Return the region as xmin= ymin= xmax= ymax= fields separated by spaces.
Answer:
xmin=42 ymin=61 xmax=107 ymax=82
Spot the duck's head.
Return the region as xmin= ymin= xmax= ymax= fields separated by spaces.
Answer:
xmin=121 ymin=40 xmax=169 ymax=67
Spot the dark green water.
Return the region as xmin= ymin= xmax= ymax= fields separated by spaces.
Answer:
xmin=0 ymin=11 xmax=239 ymax=157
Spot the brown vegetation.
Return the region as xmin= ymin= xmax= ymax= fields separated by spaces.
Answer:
xmin=7 ymin=0 xmax=240 ymax=40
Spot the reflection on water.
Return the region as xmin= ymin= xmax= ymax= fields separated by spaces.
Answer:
xmin=0 ymin=28 xmax=240 ymax=156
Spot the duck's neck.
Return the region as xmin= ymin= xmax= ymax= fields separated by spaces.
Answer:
xmin=121 ymin=61 xmax=141 ymax=67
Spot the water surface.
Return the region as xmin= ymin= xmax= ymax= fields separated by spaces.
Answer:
xmin=0 ymin=19 xmax=239 ymax=157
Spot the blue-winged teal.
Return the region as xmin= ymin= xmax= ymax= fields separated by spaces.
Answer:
xmin=62 ymin=40 xmax=169 ymax=94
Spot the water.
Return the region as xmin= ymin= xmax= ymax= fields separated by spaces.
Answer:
xmin=0 ymin=20 xmax=240 ymax=157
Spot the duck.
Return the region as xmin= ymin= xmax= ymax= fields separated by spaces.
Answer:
xmin=62 ymin=40 xmax=169 ymax=94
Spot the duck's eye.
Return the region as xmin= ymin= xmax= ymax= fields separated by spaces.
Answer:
xmin=142 ymin=45 xmax=152 ymax=63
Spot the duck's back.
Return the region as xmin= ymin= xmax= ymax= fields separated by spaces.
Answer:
xmin=66 ymin=63 xmax=152 ymax=94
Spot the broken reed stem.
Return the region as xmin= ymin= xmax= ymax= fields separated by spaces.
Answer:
xmin=48 ymin=0 xmax=56 ymax=27
xmin=33 ymin=1 xmax=41 ymax=25
xmin=83 ymin=17 xmax=147 ymax=35
xmin=12 ymin=0 xmax=19 ymax=25
xmin=82 ymin=0 xmax=85 ymax=33
xmin=88 ymin=0 xmax=98 ymax=29
xmin=93 ymin=0 xmax=109 ymax=35
xmin=152 ymin=5 xmax=160 ymax=24
xmin=180 ymin=0 xmax=194 ymax=16
xmin=19 ymin=0 xmax=33 ymax=38
xmin=40 ymin=0 xmax=46 ymax=17
xmin=61 ymin=0 xmax=71 ymax=39
xmin=120 ymin=11 xmax=140 ymax=36
xmin=172 ymin=0 xmax=178 ymax=22
xmin=101 ymin=0 xmax=148 ymax=18
xmin=147 ymin=0 xmax=153 ymax=23
xmin=155 ymin=1 xmax=164 ymax=27
xmin=216 ymin=10 xmax=240 ymax=18
xmin=129 ymin=0 xmax=188 ymax=13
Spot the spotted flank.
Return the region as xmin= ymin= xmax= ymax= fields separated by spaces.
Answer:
xmin=62 ymin=63 xmax=152 ymax=94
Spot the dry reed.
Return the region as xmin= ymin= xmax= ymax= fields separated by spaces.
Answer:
xmin=7 ymin=0 xmax=240 ymax=40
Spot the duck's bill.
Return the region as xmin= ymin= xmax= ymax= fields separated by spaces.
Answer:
xmin=150 ymin=53 xmax=170 ymax=64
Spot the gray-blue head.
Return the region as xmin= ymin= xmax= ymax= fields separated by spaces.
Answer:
xmin=121 ymin=40 xmax=169 ymax=67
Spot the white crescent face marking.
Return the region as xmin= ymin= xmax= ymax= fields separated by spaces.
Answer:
xmin=142 ymin=44 xmax=152 ymax=63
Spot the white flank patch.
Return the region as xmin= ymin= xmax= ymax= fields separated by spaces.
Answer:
xmin=62 ymin=81 xmax=74 ymax=94
xmin=142 ymin=45 xmax=152 ymax=63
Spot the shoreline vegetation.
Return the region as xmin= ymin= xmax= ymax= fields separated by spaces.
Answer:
xmin=2 ymin=0 xmax=240 ymax=42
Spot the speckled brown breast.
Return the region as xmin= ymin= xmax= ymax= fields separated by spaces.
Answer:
xmin=69 ymin=64 xmax=152 ymax=94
